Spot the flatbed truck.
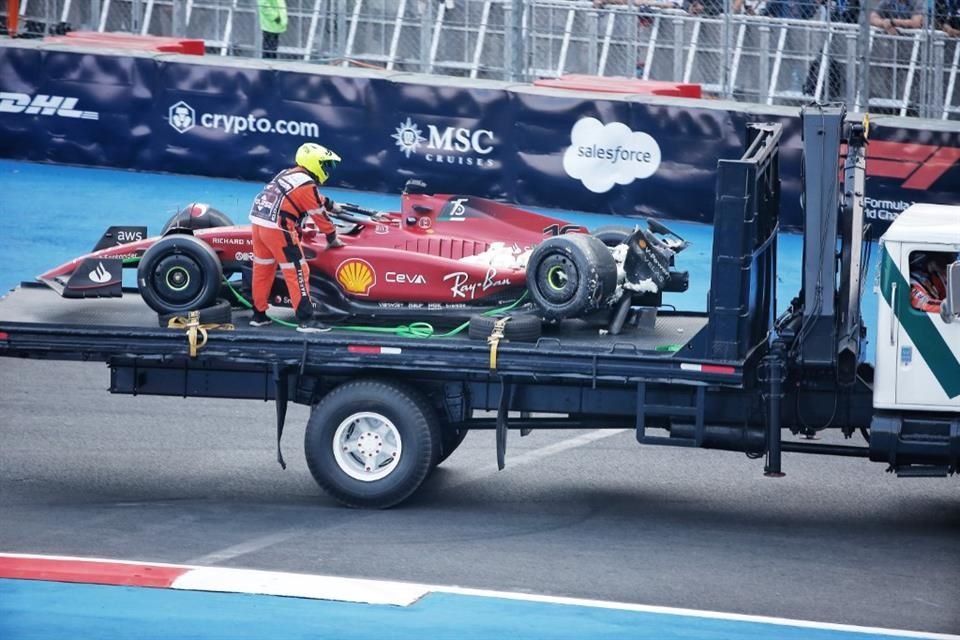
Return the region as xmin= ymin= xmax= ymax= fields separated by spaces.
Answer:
xmin=1 ymin=105 xmax=957 ymax=508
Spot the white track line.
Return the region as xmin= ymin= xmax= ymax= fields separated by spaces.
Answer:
xmin=448 ymin=429 xmax=629 ymax=488
xmin=186 ymin=530 xmax=304 ymax=565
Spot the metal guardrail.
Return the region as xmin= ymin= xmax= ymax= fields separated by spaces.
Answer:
xmin=7 ymin=0 xmax=960 ymax=119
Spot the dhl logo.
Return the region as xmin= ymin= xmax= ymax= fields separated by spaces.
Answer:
xmin=336 ymin=259 xmax=376 ymax=296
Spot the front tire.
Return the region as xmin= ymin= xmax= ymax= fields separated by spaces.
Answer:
xmin=304 ymin=379 xmax=441 ymax=508
xmin=138 ymin=234 xmax=223 ymax=315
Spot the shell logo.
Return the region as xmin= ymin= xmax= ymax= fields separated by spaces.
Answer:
xmin=336 ymin=259 xmax=376 ymax=296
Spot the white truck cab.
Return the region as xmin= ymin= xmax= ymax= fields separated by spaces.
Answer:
xmin=874 ymin=204 xmax=960 ymax=412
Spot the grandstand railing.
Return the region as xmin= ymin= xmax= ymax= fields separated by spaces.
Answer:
xmin=6 ymin=0 xmax=960 ymax=119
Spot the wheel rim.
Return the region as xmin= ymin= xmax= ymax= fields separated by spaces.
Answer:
xmin=151 ymin=253 xmax=206 ymax=306
xmin=165 ymin=266 xmax=191 ymax=291
xmin=536 ymin=254 xmax=579 ymax=304
xmin=332 ymin=412 xmax=402 ymax=482
xmin=546 ymin=265 xmax=568 ymax=290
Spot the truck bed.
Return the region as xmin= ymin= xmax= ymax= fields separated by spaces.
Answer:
xmin=0 ymin=284 xmax=741 ymax=388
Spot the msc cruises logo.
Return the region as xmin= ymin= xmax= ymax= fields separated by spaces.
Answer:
xmin=391 ymin=117 xmax=495 ymax=168
xmin=169 ymin=101 xmax=196 ymax=134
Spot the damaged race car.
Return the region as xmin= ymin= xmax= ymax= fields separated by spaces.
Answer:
xmin=37 ymin=180 xmax=689 ymax=338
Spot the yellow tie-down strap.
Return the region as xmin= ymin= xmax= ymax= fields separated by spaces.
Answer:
xmin=487 ymin=317 xmax=511 ymax=370
xmin=167 ymin=310 xmax=235 ymax=357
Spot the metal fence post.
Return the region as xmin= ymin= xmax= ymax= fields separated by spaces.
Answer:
xmin=933 ymin=35 xmax=945 ymax=119
xmin=845 ymin=31 xmax=857 ymax=109
xmin=336 ymin=0 xmax=347 ymax=61
xmin=722 ymin=0 xmax=733 ymax=99
xmin=856 ymin=5 xmax=870 ymax=112
xmin=759 ymin=25 xmax=770 ymax=104
xmin=420 ymin=0 xmax=432 ymax=73
xmin=672 ymin=15 xmax=684 ymax=82
xmin=172 ymin=0 xmax=186 ymax=37
xmin=588 ymin=7 xmax=599 ymax=75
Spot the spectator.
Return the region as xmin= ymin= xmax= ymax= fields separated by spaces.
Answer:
xmin=258 ymin=0 xmax=288 ymax=60
xmin=938 ymin=0 xmax=960 ymax=36
xmin=870 ymin=0 xmax=923 ymax=34
xmin=763 ymin=0 xmax=820 ymax=19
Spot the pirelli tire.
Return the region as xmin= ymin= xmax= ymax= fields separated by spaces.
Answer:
xmin=591 ymin=225 xmax=633 ymax=248
xmin=304 ymin=379 xmax=441 ymax=509
xmin=156 ymin=299 xmax=233 ymax=328
xmin=138 ymin=234 xmax=223 ymax=316
xmin=526 ymin=234 xmax=618 ymax=322
xmin=467 ymin=313 xmax=543 ymax=342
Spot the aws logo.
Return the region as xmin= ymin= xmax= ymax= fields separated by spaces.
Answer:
xmin=336 ymin=259 xmax=376 ymax=296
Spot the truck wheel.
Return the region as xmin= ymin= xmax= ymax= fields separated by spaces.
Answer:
xmin=526 ymin=234 xmax=617 ymax=322
xmin=138 ymin=235 xmax=223 ymax=316
xmin=467 ymin=313 xmax=542 ymax=342
xmin=304 ymin=379 xmax=441 ymax=509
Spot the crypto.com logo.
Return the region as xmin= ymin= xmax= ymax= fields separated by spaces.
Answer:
xmin=169 ymin=101 xmax=196 ymax=134
xmin=863 ymin=141 xmax=960 ymax=190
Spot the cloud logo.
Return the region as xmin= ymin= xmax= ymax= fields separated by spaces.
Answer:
xmin=562 ymin=117 xmax=662 ymax=193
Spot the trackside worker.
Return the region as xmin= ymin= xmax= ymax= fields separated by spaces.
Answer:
xmin=248 ymin=143 xmax=344 ymax=332
xmin=909 ymin=251 xmax=951 ymax=314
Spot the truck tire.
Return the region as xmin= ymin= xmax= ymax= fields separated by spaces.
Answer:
xmin=467 ymin=313 xmax=542 ymax=342
xmin=138 ymin=235 xmax=223 ymax=316
xmin=526 ymin=234 xmax=617 ymax=322
xmin=304 ymin=379 xmax=441 ymax=509
xmin=156 ymin=299 xmax=233 ymax=328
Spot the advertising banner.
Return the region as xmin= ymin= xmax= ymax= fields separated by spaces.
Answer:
xmin=2 ymin=42 xmax=960 ymax=238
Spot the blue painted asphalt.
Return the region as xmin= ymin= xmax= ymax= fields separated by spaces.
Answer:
xmin=0 ymin=579 xmax=942 ymax=640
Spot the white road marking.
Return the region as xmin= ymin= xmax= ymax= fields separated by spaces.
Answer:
xmin=186 ymin=530 xmax=304 ymax=565
xmin=448 ymin=429 xmax=629 ymax=489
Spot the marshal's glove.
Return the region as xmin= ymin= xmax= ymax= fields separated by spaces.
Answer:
xmin=326 ymin=232 xmax=345 ymax=249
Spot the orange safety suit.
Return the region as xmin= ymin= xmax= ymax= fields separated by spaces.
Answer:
xmin=910 ymin=263 xmax=947 ymax=313
xmin=248 ymin=167 xmax=336 ymax=318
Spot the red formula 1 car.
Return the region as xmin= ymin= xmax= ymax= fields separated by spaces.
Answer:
xmin=38 ymin=181 xmax=689 ymax=334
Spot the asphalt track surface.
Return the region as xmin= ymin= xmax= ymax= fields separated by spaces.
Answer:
xmin=1 ymin=359 xmax=959 ymax=634
xmin=0 ymin=159 xmax=955 ymax=635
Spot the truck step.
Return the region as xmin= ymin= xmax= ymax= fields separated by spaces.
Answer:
xmin=894 ymin=465 xmax=950 ymax=478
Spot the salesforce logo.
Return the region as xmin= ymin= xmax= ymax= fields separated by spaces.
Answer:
xmin=563 ymin=117 xmax=662 ymax=193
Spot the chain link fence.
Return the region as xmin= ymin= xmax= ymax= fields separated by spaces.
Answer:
xmin=5 ymin=0 xmax=960 ymax=118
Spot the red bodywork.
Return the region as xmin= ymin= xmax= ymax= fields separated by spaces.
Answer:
xmin=39 ymin=192 xmax=586 ymax=308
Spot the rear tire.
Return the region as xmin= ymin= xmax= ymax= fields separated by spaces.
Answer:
xmin=138 ymin=235 xmax=223 ymax=316
xmin=592 ymin=225 xmax=633 ymax=247
xmin=304 ymin=379 xmax=440 ymax=509
xmin=526 ymin=234 xmax=617 ymax=322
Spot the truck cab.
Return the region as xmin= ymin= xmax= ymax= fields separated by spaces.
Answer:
xmin=870 ymin=204 xmax=960 ymax=473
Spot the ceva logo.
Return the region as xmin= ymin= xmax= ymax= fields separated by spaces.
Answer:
xmin=169 ymin=101 xmax=196 ymax=134
xmin=563 ymin=117 xmax=662 ymax=193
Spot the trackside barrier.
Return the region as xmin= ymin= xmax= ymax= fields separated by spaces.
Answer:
xmin=1 ymin=39 xmax=959 ymax=236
